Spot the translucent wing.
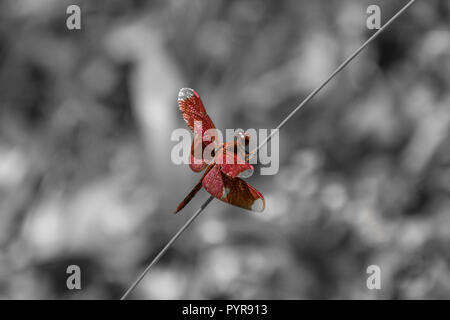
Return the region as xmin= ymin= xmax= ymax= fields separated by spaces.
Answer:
xmin=178 ymin=88 xmax=218 ymax=172
xmin=202 ymin=165 xmax=265 ymax=212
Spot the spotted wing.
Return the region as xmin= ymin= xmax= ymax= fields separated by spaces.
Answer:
xmin=178 ymin=88 xmax=217 ymax=172
xmin=202 ymin=165 xmax=265 ymax=212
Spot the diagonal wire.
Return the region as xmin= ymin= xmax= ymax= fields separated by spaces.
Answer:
xmin=120 ymin=0 xmax=416 ymax=300
xmin=120 ymin=196 xmax=214 ymax=300
xmin=252 ymin=0 xmax=417 ymax=155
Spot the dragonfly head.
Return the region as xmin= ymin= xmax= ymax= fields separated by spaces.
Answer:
xmin=235 ymin=131 xmax=250 ymax=161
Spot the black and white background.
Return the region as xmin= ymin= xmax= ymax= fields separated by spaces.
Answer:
xmin=0 ymin=0 xmax=449 ymax=300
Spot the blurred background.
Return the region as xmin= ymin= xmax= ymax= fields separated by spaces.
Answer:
xmin=0 ymin=0 xmax=449 ymax=299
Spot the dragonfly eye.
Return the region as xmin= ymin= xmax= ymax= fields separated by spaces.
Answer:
xmin=231 ymin=131 xmax=250 ymax=161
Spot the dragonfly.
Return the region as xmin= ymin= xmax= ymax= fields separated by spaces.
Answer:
xmin=175 ymin=88 xmax=265 ymax=213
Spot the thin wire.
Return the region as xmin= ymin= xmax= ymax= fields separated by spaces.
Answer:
xmin=252 ymin=0 xmax=417 ymax=156
xmin=120 ymin=196 xmax=214 ymax=300
xmin=120 ymin=0 xmax=416 ymax=300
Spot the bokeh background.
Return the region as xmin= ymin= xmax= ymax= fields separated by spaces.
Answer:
xmin=0 ymin=0 xmax=449 ymax=299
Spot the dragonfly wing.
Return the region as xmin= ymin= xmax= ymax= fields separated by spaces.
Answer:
xmin=219 ymin=149 xmax=254 ymax=178
xmin=202 ymin=165 xmax=265 ymax=212
xmin=178 ymin=88 xmax=216 ymax=133
xmin=178 ymin=88 xmax=217 ymax=172
xmin=189 ymin=136 xmax=209 ymax=172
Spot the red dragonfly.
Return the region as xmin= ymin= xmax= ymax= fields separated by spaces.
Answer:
xmin=175 ymin=88 xmax=265 ymax=213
